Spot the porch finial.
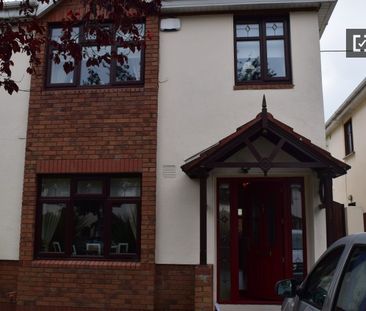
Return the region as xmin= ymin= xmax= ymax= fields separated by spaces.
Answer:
xmin=262 ymin=94 xmax=267 ymax=113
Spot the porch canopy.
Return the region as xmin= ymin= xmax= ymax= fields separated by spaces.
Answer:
xmin=181 ymin=96 xmax=350 ymax=264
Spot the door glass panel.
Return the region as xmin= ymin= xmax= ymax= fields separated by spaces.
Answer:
xmin=302 ymin=246 xmax=344 ymax=309
xmin=219 ymin=183 xmax=231 ymax=300
xmin=238 ymin=184 xmax=247 ymax=292
xmin=268 ymin=205 xmax=275 ymax=246
xmin=291 ymin=184 xmax=304 ymax=279
xmin=236 ymin=41 xmax=261 ymax=82
xmin=335 ymin=246 xmax=366 ymax=311
xmin=252 ymin=199 xmax=260 ymax=245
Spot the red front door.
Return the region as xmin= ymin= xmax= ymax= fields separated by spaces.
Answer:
xmin=217 ymin=178 xmax=304 ymax=303
xmin=242 ymin=181 xmax=285 ymax=301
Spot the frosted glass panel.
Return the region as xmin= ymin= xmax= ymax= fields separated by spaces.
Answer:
xmin=236 ymin=24 xmax=259 ymax=38
xmin=110 ymin=178 xmax=141 ymax=197
xmin=41 ymin=178 xmax=70 ymax=197
xmin=291 ymin=184 xmax=304 ymax=279
xmin=77 ymin=180 xmax=103 ymax=194
xmin=219 ymin=183 xmax=231 ymax=300
xmin=266 ymin=22 xmax=284 ymax=36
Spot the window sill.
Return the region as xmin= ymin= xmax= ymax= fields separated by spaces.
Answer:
xmin=234 ymin=83 xmax=294 ymax=90
xmin=343 ymin=151 xmax=355 ymax=160
xmin=31 ymin=259 xmax=141 ymax=270
xmin=42 ymin=83 xmax=148 ymax=93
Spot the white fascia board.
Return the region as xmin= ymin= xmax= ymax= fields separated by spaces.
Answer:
xmin=162 ymin=0 xmax=337 ymax=35
xmin=0 ymin=0 xmax=38 ymax=19
xmin=0 ymin=1 xmax=59 ymax=19
xmin=162 ymin=0 xmax=334 ymax=11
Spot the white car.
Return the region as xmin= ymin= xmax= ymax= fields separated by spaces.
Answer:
xmin=276 ymin=233 xmax=366 ymax=311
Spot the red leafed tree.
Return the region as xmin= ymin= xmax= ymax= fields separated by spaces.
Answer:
xmin=0 ymin=0 xmax=161 ymax=94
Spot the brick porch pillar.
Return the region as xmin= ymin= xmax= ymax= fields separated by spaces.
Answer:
xmin=194 ymin=265 xmax=213 ymax=311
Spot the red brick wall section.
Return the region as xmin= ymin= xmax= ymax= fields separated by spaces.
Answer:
xmin=0 ymin=304 xmax=16 ymax=311
xmin=155 ymin=265 xmax=195 ymax=310
xmin=16 ymin=0 xmax=159 ymax=308
xmin=0 ymin=261 xmax=18 ymax=304
xmin=194 ymin=265 xmax=214 ymax=311
xmin=16 ymin=263 xmax=155 ymax=310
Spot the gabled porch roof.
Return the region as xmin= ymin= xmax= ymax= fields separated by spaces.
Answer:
xmin=182 ymin=96 xmax=350 ymax=178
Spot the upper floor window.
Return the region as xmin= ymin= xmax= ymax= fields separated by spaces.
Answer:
xmin=47 ymin=24 xmax=145 ymax=88
xmin=36 ymin=174 xmax=141 ymax=260
xmin=344 ymin=119 xmax=354 ymax=156
xmin=234 ymin=16 xmax=291 ymax=85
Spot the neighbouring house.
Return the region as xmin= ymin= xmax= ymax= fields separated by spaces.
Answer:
xmin=326 ymin=78 xmax=366 ymax=235
xmin=0 ymin=0 xmax=351 ymax=310
xmin=0 ymin=1 xmax=32 ymax=306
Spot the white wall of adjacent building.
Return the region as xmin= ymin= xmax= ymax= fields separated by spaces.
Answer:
xmin=156 ymin=10 xmax=327 ymax=267
xmin=0 ymin=53 xmax=30 ymax=260
xmin=326 ymin=96 xmax=366 ymax=234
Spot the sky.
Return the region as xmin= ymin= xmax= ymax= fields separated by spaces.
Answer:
xmin=321 ymin=0 xmax=366 ymax=120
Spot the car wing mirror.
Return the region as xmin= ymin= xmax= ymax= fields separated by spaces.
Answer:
xmin=275 ymin=279 xmax=301 ymax=298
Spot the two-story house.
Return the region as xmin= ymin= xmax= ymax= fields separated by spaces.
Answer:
xmin=0 ymin=0 xmax=350 ymax=310
xmin=326 ymin=78 xmax=366 ymax=235
xmin=156 ymin=0 xmax=349 ymax=310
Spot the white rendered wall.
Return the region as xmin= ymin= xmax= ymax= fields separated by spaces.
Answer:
xmin=327 ymin=99 xmax=366 ymax=234
xmin=0 ymin=53 xmax=30 ymax=260
xmin=156 ymin=11 xmax=327 ymax=265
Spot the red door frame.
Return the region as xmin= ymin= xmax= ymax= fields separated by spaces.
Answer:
xmin=216 ymin=177 xmax=307 ymax=305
